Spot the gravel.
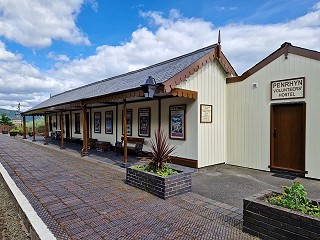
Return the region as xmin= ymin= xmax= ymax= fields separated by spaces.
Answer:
xmin=0 ymin=180 xmax=30 ymax=240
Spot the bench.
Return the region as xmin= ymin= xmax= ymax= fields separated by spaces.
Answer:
xmin=88 ymin=138 xmax=98 ymax=149
xmin=116 ymin=137 xmax=144 ymax=156
xmin=96 ymin=141 xmax=112 ymax=152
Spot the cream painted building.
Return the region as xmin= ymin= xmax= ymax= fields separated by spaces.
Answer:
xmin=24 ymin=42 xmax=320 ymax=179
xmin=227 ymin=42 xmax=320 ymax=179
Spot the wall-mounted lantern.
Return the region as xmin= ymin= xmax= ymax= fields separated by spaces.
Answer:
xmin=141 ymin=76 xmax=157 ymax=98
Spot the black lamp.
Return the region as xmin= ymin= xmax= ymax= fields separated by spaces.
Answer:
xmin=141 ymin=76 xmax=157 ymax=98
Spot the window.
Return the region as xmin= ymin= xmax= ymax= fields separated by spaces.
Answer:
xmin=75 ymin=113 xmax=81 ymax=133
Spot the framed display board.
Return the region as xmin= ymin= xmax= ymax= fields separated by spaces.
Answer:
xmin=122 ymin=109 xmax=132 ymax=136
xmin=94 ymin=112 xmax=101 ymax=133
xmin=169 ymin=105 xmax=186 ymax=140
xmin=200 ymin=104 xmax=212 ymax=123
xmin=105 ymin=111 xmax=113 ymax=134
xmin=138 ymin=108 xmax=151 ymax=137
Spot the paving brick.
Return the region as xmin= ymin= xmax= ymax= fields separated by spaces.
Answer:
xmin=0 ymin=136 xmax=254 ymax=240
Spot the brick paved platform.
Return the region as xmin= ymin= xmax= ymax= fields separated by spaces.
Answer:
xmin=0 ymin=135 xmax=255 ymax=239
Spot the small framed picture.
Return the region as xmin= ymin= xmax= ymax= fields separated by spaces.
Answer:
xmin=122 ymin=109 xmax=132 ymax=136
xmin=138 ymin=108 xmax=151 ymax=137
xmin=200 ymin=104 xmax=213 ymax=123
xmin=94 ymin=112 xmax=101 ymax=133
xmin=105 ymin=111 xmax=113 ymax=134
xmin=169 ymin=105 xmax=186 ymax=140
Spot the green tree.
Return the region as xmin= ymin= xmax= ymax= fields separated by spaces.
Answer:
xmin=0 ymin=112 xmax=13 ymax=126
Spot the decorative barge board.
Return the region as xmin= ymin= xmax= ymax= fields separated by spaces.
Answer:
xmin=243 ymin=190 xmax=320 ymax=240
xmin=126 ymin=165 xmax=193 ymax=199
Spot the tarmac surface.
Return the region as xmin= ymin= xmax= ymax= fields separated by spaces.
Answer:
xmin=193 ymin=164 xmax=320 ymax=209
xmin=0 ymin=135 xmax=254 ymax=240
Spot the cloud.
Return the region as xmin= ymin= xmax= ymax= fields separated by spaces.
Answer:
xmin=0 ymin=41 xmax=72 ymax=110
xmin=0 ymin=0 xmax=90 ymax=48
xmin=85 ymin=0 xmax=98 ymax=12
xmin=215 ymin=6 xmax=237 ymax=11
xmin=2 ymin=3 xmax=320 ymax=111
xmin=46 ymin=52 xmax=70 ymax=62
xmin=50 ymin=6 xmax=320 ymax=86
xmin=0 ymin=42 xmax=22 ymax=61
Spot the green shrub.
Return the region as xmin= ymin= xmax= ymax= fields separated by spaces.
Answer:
xmin=132 ymin=163 xmax=178 ymax=177
xmin=268 ymin=181 xmax=320 ymax=218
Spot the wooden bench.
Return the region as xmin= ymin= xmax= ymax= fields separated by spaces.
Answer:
xmin=88 ymin=138 xmax=98 ymax=149
xmin=116 ymin=137 xmax=144 ymax=156
xmin=96 ymin=141 xmax=112 ymax=152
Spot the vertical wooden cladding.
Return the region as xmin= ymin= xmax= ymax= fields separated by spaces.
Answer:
xmin=177 ymin=60 xmax=227 ymax=167
xmin=227 ymin=53 xmax=320 ymax=179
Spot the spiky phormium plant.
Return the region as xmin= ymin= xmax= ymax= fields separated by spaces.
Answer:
xmin=148 ymin=129 xmax=176 ymax=171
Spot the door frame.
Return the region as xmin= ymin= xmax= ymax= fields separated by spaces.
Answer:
xmin=270 ymin=102 xmax=307 ymax=173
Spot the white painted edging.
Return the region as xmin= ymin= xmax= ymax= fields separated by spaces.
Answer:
xmin=0 ymin=162 xmax=56 ymax=240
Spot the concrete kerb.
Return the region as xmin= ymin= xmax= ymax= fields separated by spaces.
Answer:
xmin=0 ymin=161 xmax=56 ymax=240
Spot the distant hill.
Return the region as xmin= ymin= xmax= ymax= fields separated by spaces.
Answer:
xmin=0 ymin=108 xmax=42 ymax=123
xmin=0 ymin=108 xmax=21 ymax=120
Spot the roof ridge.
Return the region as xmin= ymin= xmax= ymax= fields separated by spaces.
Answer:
xmin=51 ymin=44 xmax=217 ymax=98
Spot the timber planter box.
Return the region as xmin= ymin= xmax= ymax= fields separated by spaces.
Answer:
xmin=126 ymin=165 xmax=193 ymax=199
xmin=243 ymin=190 xmax=320 ymax=240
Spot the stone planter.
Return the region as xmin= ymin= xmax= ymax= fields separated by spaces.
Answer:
xmin=243 ymin=190 xmax=320 ymax=240
xmin=126 ymin=165 xmax=193 ymax=199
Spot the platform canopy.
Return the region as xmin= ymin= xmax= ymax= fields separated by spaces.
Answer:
xmin=23 ymin=43 xmax=236 ymax=116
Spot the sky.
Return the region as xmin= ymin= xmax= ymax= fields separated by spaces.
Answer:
xmin=0 ymin=0 xmax=319 ymax=112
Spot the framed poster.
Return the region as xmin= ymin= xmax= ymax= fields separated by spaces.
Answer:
xmin=122 ymin=109 xmax=132 ymax=136
xmin=138 ymin=108 xmax=151 ymax=137
xmin=200 ymin=104 xmax=212 ymax=123
xmin=169 ymin=105 xmax=186 ymax=140
xmin=94 ymin=112 xmax=101 ymax=133
xmin=105 ymin=111 xmax=113 ymax=134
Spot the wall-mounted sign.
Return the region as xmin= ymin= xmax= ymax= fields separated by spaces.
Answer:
xmin=200 ymin=104 xmax=212 ymax=123
xmin=271 ymin=77 xmax=305 ymax=100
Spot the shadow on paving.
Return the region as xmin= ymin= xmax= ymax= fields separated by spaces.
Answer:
xmin=31 ymin=135 xmax=144 ymax=167
xmin=0 ymin=135 xmax=255 ymax=240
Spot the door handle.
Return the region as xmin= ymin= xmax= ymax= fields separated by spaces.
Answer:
xmin=274 ymin=128 xmax=277 ymax=138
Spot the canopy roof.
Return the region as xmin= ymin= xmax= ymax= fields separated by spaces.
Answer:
xmin=24 ymin=43 xmax=236 ymax=115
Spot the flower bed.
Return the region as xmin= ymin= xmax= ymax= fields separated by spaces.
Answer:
xmin=126 ymin=165 xmax=192 ymax=199
xmin=243 ymin=190 xmax=320 ymax=239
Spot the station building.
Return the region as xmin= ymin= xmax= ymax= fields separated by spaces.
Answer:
xmin=23 ymin=41 xmax=320 ymax=179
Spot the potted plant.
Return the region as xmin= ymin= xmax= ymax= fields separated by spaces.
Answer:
xmin=126 ymin=129 xmax=193 ymax=199
xmin=9 ymin=129 xmax=19 ymax=137
xmin=243 ymin=181 xmax=320 ymax=239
